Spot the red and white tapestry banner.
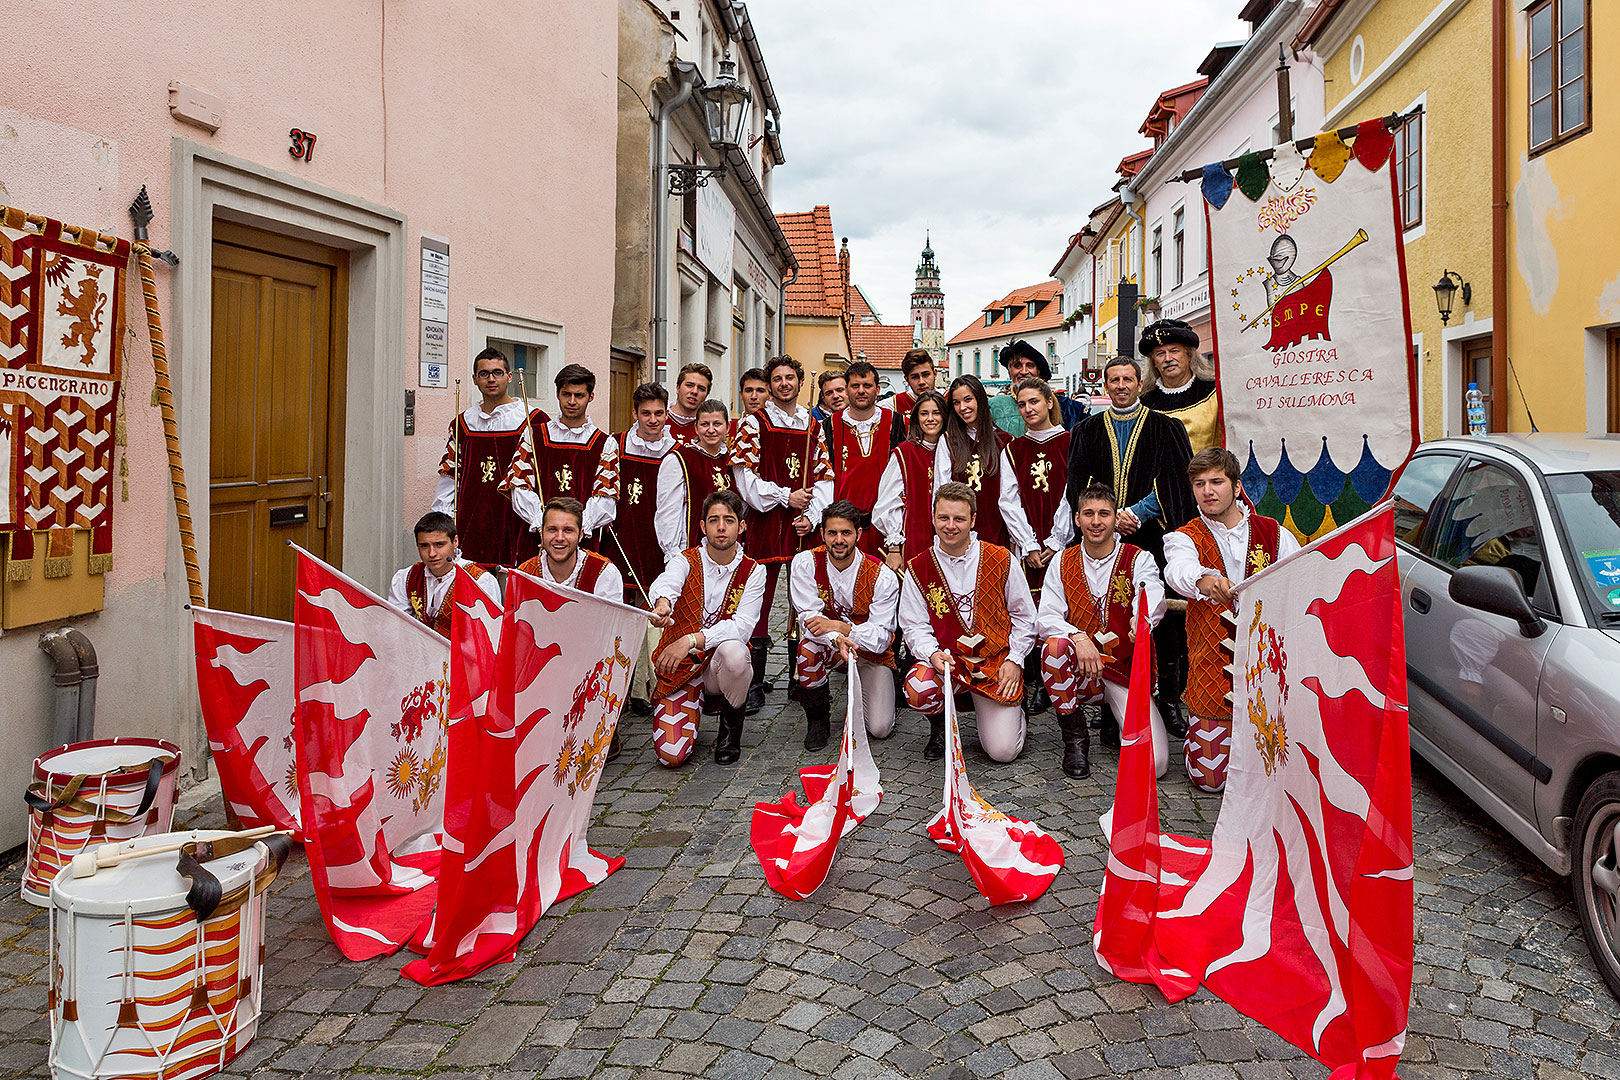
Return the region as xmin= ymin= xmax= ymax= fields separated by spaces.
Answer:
xmin=928 ymin=671 xmax=1064 ymax=905
xmin=193 ymin=606 xmax=301 ymax=837
xmin=752 ymin=660 xmax=883 ymax=900
xmin=0 ymin=207 xmax=128 ymax=572
xmin=404 ymin=567 xmax=644 ymax=984
xmin=1095 ymin=505 xmax=1413 ymax=1079
xmin=293 ymin=548 xmax=450 ymax=961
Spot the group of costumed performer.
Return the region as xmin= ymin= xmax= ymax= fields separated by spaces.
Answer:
xmin=396 ymin=319 xmax=1289 ymax=799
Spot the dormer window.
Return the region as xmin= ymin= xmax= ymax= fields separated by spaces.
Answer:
xmin=1057 ymin=295 xmax=1064 ymax=314
xmin=1027 ymin=301 xmax=1038 ymax=319
xmin=984 ymin=312 xmax=995 ymax=328
xmin=1004 ymin=305 xmax=1017 ymax=322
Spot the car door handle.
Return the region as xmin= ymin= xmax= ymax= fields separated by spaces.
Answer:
xmin=1410 ymin=588 xmax=1431 ymax=615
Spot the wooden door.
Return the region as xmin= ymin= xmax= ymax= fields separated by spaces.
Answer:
xmin=609 ymin=356 xmax=636 ymax=434
xmin=1608 ymin=329 xmax=1620 ymax=433
xmin=209 ymin=223 xmax=347 ymax=620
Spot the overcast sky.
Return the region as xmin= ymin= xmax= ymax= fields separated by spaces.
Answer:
xmin=746 ymin=1 xmax=1252 ymax=335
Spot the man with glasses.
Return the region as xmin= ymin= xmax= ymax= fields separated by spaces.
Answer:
xmin=432 ymin=346 xmax=543 ymax=567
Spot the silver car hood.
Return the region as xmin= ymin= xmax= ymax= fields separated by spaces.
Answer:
xmin=1605 ymin=628 xmax=1620 ymax=647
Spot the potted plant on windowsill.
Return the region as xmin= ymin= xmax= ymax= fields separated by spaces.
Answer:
xmin=1134 ymin=295 xmax=1160 ymax=314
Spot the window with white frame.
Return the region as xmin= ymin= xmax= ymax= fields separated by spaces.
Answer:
xmin=1172 ymin=208 xmax=1185 ymax=287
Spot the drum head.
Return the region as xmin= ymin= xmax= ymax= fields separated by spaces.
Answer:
xmin=50 ymin=829 xmax=262 ymax=916
xmin=34 ymin=737 xmax=181 ymax=783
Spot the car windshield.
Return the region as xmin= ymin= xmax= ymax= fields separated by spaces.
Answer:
xmin=1547 ymin=471 xmax=1620 ymax=618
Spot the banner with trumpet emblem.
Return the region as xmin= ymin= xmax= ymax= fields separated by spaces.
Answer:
xmin=1203 ymin=118 xmax=1419 ymax=542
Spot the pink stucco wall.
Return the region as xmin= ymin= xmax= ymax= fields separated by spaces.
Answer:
xmin=0 ymin=0 xmax=619 ymax=848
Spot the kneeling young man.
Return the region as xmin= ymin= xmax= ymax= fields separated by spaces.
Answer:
xmin=388 ymin=511 xmax=503 ymax=635
xmin=788 ymin=500 xmax=900 ymax=751
xmin=515 ymin=497 xmax=623 ymax=599
xmin=1163 ymin=447 xmax=1299 ymax=792
xmin=646 ymin=491 xmax=765 ymax=767
xmin=1036 ymin=485 xmax=1168 ymax=779
xmin=897 ymin=482 xmax=1036 ymax=762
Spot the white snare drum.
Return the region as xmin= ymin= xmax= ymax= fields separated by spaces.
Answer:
xmin=24 ymin=738 xmax=183 ymax=906
xmin=48 ymin=829 xmax=288 ymax=1080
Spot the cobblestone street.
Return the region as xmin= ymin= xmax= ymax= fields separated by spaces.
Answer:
xmin=0 ymin=654 xmax=1612 ymax=1080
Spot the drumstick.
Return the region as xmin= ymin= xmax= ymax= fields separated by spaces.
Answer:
xmin=69 ymin=825 xmax=285 ymax=879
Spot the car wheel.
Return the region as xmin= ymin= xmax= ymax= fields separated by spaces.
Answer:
xmin=1572 ymin=773 xmax=1620 ymax=1000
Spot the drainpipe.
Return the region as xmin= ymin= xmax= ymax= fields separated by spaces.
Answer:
xmin=64 ymin=628 xmax=98 ymax=742
xmin=1490 ymin=0 xmax=1509 ymax=431
xmin=653 ymin=62 xmax=701 ymax=385
xmin=38 ymin=630 xmax=82 ymax=749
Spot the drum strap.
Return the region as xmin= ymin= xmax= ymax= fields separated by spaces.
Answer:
xmin=177 ymin=833 xmax=293 ymax=921
xmin=24 ymin=757 xmax=165 ymax=820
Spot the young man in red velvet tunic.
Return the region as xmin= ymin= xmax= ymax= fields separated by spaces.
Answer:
xmin=431 ymin=347 xmax=537 ymax=568
xmin=514 ymin=497 xmax=623 ymax=599
xmin=821 ymin=360 xmax=904 ymax=559
xmin=891 ymin=348 xmax=938 ymax=437
xmin=732 ymin=355 xmax=834 ymax=713
xmin=665 ymin=362 xmax=712 ymax=445
xmin=655 ymin=399 xmax=735 ymax=559
xmin=607 ymin=383 xmax=676 ymax=718
xmin=500 ymin=363 xmax=617 ymax=546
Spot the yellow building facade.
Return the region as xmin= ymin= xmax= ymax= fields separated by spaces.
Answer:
xmin=1504 ymin=1 xmax=1617 ymax=433
xmin=1306 ymin=0 xmax=1494 ymax=440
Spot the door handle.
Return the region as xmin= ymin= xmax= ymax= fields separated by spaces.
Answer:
xmin=316 ymin=475 xmax=333 ymax=529
xmin=1410 ymin=588 xmax=1431 ymax=615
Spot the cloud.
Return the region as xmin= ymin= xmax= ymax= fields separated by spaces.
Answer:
xmin=746 ymin=0 xmax=1250 ymax=332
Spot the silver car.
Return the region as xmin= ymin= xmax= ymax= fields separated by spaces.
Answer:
xmin=1392 ymin=434 xmax=1620 ymax=996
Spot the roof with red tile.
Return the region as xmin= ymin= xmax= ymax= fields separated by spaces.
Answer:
xmin=850 ymin=322 xmax=914 ymax=367
xmin=776 ymin=206 xmax=846 ymax=318
xmin=947 ymin=280 xmax=1065 ymax=347
xmin=849 ymin=285 xmax=880 ymax=324
xmin=1139 ymin=77 xmax=1210 ymax=141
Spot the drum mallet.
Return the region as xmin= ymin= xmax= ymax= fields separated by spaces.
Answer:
xmin=69 ymin=825 xmax=286 ymax=879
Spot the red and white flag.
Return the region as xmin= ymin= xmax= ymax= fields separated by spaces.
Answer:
xmin=193 ymin=606 xmax=301 ymax=837
xmin=751 ymin=659 xmax=883 ymax=899
xmin=1095 ymin=505 xmax=1412 ymax=1079
xmin=293 ymin=548 xmax=449 ymax=961
xmin=405 ymin=568 xmax=643 ymax=983
xmin=927 ymin=667 xmax=1064 ymax=905
xmin=403 ymin=565 xmax=504 ymax=978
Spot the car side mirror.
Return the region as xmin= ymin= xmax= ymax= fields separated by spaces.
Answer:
xmin=1450 ymin=565 xmax=1546 ymax=638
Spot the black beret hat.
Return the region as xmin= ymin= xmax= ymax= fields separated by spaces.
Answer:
xmin=998 ymin=338 xmax=1051 ymax=381
xmin=1139 ymin=318 xmax=1200 ymax=357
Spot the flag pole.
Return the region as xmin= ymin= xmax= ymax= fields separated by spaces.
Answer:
xmin=453 ymin=378 xmax=462 ymax=525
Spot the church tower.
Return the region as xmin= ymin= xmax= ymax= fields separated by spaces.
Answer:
xmin=910 ymin=233 xmax=946 ymax=363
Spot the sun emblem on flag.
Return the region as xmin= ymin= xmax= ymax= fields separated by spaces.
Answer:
xmin=386 ymin=749 xmax=420 ymax=800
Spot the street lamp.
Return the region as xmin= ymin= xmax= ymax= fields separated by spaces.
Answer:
xmin=1433 ymin=270 xmax=1472 ymax=325
xmin=667 ymin=52 xmax=753 ymax=196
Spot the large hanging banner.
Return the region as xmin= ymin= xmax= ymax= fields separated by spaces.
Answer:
xmin=1204 ymin=120 xmax=1418 ymax=541
xmin=0 ymin=207 xmax=128 ymax=575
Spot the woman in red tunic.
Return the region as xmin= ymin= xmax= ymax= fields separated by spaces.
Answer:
xmin=933 ymin=376 xmax=1035 ymax=556
xmin=873 ymin=391 xmax=947 ymax=574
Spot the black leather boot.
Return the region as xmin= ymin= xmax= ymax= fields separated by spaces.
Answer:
xmin=924 ymin=713 xmax=946 ymax=760
xmin=1099 ymin=701 xmax=1121 ymax=750
xmin=714 ymin=698 xmax=745 ymax=765
xmin=803 ymin=682 xmax=831 ymax=752
xmin=744 ymin=638 xmax=770 ymax=715
xmin=1158 ymin=653 xmax=1189 ymax=739
xmin=1056 ymin=710 xmax=1090 ymax=779
xmin=753 ymin=634 xmax=774 ymax=693
xmin=1023 ymin=654 xmax=1049 ymax=717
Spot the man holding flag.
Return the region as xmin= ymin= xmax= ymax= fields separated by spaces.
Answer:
xmin=1163 ymin=447 xmax=1297 ymax=791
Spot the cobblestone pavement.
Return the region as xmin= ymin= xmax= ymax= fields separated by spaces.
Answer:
xmin=0 ymin=654 xmax=1614 ymax=1079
